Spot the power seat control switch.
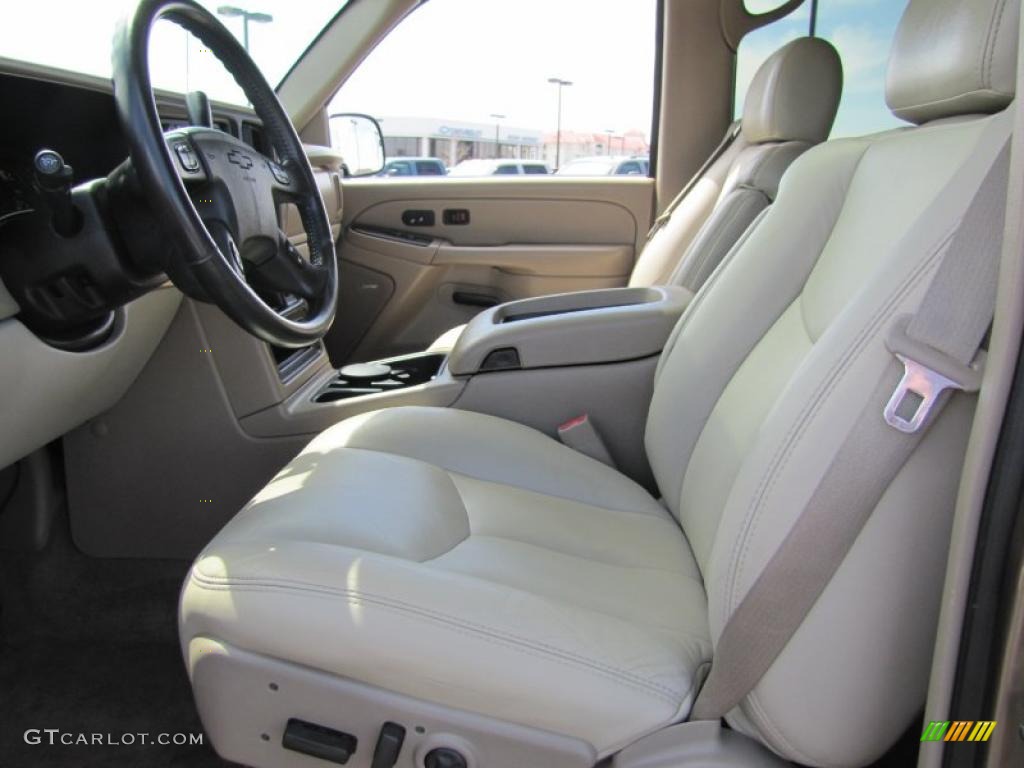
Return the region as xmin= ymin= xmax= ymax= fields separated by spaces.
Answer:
xmin=282 ymin=718 xmax=357 ymax=764
xmin=370 ymin=722 xmax=406 ymax=768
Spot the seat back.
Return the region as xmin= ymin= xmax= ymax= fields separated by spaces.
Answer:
xmin=645 ymin=0 xmax=1019 ymax=764
xmin=629 ymin=37 xmax=842 ymax=289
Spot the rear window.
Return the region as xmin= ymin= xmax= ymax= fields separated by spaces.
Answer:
xmin=522 ymin=165 xmax=549 ymax=175
xmin=494 ymin=165 xmax=520 ymax=175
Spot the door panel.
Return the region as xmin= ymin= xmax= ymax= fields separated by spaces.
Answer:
xmin=330 ymin=177 xmax=653 ymax=362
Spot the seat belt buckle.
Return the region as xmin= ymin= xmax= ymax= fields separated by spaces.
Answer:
xmin=557 ymin=413 xmax=616 ymax=467
xmin=883 ymin=317 xmax=983 ymax=434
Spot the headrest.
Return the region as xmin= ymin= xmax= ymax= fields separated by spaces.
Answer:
xmin=742 ymin=37 xmax=843 ymax=145
xmin=886 ymin=0 xmax=1019 ymax=125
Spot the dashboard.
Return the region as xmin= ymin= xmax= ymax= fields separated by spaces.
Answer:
xmin=0 ymin=61 xmax=290 ymax=471
xmin=0 ymin=62 xmax=267 ymax=231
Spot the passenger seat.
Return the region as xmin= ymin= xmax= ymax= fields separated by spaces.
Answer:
xmin=632 ymin=36 xmax=842 ymax=289
xmin=430 ymin=37 xmax=842 ymax=351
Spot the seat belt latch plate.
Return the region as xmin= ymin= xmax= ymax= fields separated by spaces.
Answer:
xmin=884 ymin=355 xmax=964 ymax=434
xmin=883 ymin=315 xmax=983 ymax=434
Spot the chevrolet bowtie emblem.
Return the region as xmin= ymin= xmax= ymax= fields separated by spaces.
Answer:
xmin=227 ymin=149 xmax=253 ymax=170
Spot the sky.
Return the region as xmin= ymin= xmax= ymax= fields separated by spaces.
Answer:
xmin=330 ymin=0 xmax=658 ymax=137
xmin=0 ymin=0 xmax=910 ymax=140
xmin=739 ymin=0 xmax=910 ymax=136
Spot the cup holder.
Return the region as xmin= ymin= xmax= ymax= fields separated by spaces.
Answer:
xmin=314 ymin=352 xmax=447 ymax=403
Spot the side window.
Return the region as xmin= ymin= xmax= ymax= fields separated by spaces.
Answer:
xmin=523 ymin=165 xmax=549 ymax=175
xmin=330 ymin=0 xmax=657 ymax=175
xmin=385 ymin=161 xmax=413 ymax=176
xmin=494 ymin=165 xmax=520 ymax=175
xmin=416 ymin=161 xmax=445 ymax=176
xmin=735 ymin=0 xmax=909 ymax=138
xmin=616 ymin=161 xmax=642 ymax=175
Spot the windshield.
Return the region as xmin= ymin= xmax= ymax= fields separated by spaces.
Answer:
xmin=0 ymin=0 xmax=346 ymax=105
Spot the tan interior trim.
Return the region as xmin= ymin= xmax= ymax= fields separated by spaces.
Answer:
xmin=280 ymin=0 xmax=421 ymax=136
xmin=920 ymin=11 xmax=1024 ymax=765
xmin=655 ymin=0 xmax=734 ymax=217
xmin=719 ymin=0 xmax=808 ymax=52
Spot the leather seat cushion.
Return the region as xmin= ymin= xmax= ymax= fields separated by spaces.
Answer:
xmin=181 ymin=406 xmax=712 ymax=755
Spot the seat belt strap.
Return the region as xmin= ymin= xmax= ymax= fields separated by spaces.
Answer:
xmin=691 ymin=131 xmax=1012 ymax=721
xmin=646 ymin=120 xmax=742 ymax=241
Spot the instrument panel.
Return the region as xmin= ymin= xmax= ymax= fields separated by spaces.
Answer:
xmin=0 ymin=164 xmax=35 ymax=225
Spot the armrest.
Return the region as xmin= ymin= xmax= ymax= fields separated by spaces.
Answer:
xmin=447 ymin=286 xmax=693 ymax=376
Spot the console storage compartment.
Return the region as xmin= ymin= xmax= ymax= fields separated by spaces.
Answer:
xmin=447 ymin=286 xmax=693 ymax=376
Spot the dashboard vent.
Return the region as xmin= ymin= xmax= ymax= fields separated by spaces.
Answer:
xmin=241 ymin=121 xmax=268 ymax=154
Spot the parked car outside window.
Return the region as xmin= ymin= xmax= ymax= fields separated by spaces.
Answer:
xmin=448 ymin=159 xmax=551 ymax=176
xmin=555 ymin=156 xmax=650 ymax=176
xmin=379 ymin=157 xmax=448 ymax=176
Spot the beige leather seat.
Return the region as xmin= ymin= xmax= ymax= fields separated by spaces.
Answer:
xmin=429 ymin=37 xmax=842 ymax=352
xmin=180 ymin=1 xmax=1018 ymax=766
xmin=630 ymin=35 xmax=841 ymax=290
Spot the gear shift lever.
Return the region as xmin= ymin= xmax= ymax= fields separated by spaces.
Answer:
xmin=33 ymin=148 xmax=80 ymax=237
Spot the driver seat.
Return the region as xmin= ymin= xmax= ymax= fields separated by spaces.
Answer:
xmin=179 ymin=1 xmax=1020 ymax=766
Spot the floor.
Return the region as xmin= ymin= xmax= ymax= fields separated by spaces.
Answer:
xmin=0 ymin=506 xmax=233 ymax=767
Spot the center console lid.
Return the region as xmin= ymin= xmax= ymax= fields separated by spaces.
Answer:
xmin=447 ymin=285 xmax=693 ymax=376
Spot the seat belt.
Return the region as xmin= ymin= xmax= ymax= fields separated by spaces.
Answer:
xmin=691 ymin=118 xmax=1013 ymax=721
xmin=646 ymin=120 xmax=742 ymax=241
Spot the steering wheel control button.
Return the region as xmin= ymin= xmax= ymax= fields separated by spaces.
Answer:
xmin=174 ymin=143 xmax=200 ymax=172
xmin=270 ymin=161 xmax=292 ymax=185
xmin=339 ymin=362 xmax=392 ymax=383
xmin=282 ymin=718 xmax=357 ymax=764
xmin=423 ymin=747 xmax=468 ymax=768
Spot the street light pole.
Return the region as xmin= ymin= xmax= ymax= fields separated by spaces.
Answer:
xmin=605 ymin=129 xmax=615 ymax=156
xmin=489 ymin=113 xmax=506 ymax=159
xmin=217 ymin=6 xmax=274 ymax=53
xmin=548 ymin=77 xmax=572 ymax=170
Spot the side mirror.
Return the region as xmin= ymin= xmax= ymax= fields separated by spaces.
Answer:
xmin=328 ymin=113 xmax=385 ymax=177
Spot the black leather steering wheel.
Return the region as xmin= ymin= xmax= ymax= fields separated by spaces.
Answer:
xmin=111 ymin=0 xmax=338 ymax=347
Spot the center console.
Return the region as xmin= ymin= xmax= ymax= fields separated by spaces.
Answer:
xmin=313 ymin=352 xmax=448 ymax=403
xmin=65 ymin=283 xmax=694 ymax=559
xmin=445 ymin=285 xmax=693 ymax=375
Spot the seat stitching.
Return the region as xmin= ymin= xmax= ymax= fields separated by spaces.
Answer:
xmin=655 ymin=138 xmax=872 ymax=391
xmin=332 ymin=444 xmax=666 ymax=520
xmin=189 ymin=570 xmax=688 ymax=704
xmin=725 ymin=225 xmax=955 ymax=622
xmin=714 ymin=136 xmax=905 ymax=617
xmin=450 ymin=532 xmax=697 ymax=578
xmin=983 ymin=0 xmax=1010 ymax=88
xmin=681 ymin=192 xmax=764 ymax=291
xmin=446 ymin=469 xmax=676 ymax=526
xmin=744 ymin=687 xmax=819 ymax=766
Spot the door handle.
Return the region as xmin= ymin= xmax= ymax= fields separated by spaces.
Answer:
xmin=452 ymin=291 xmax=499 ymax=308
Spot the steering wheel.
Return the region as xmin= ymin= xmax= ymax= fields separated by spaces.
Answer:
xmin=111 ymin=0 xmax=338 ymax=348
